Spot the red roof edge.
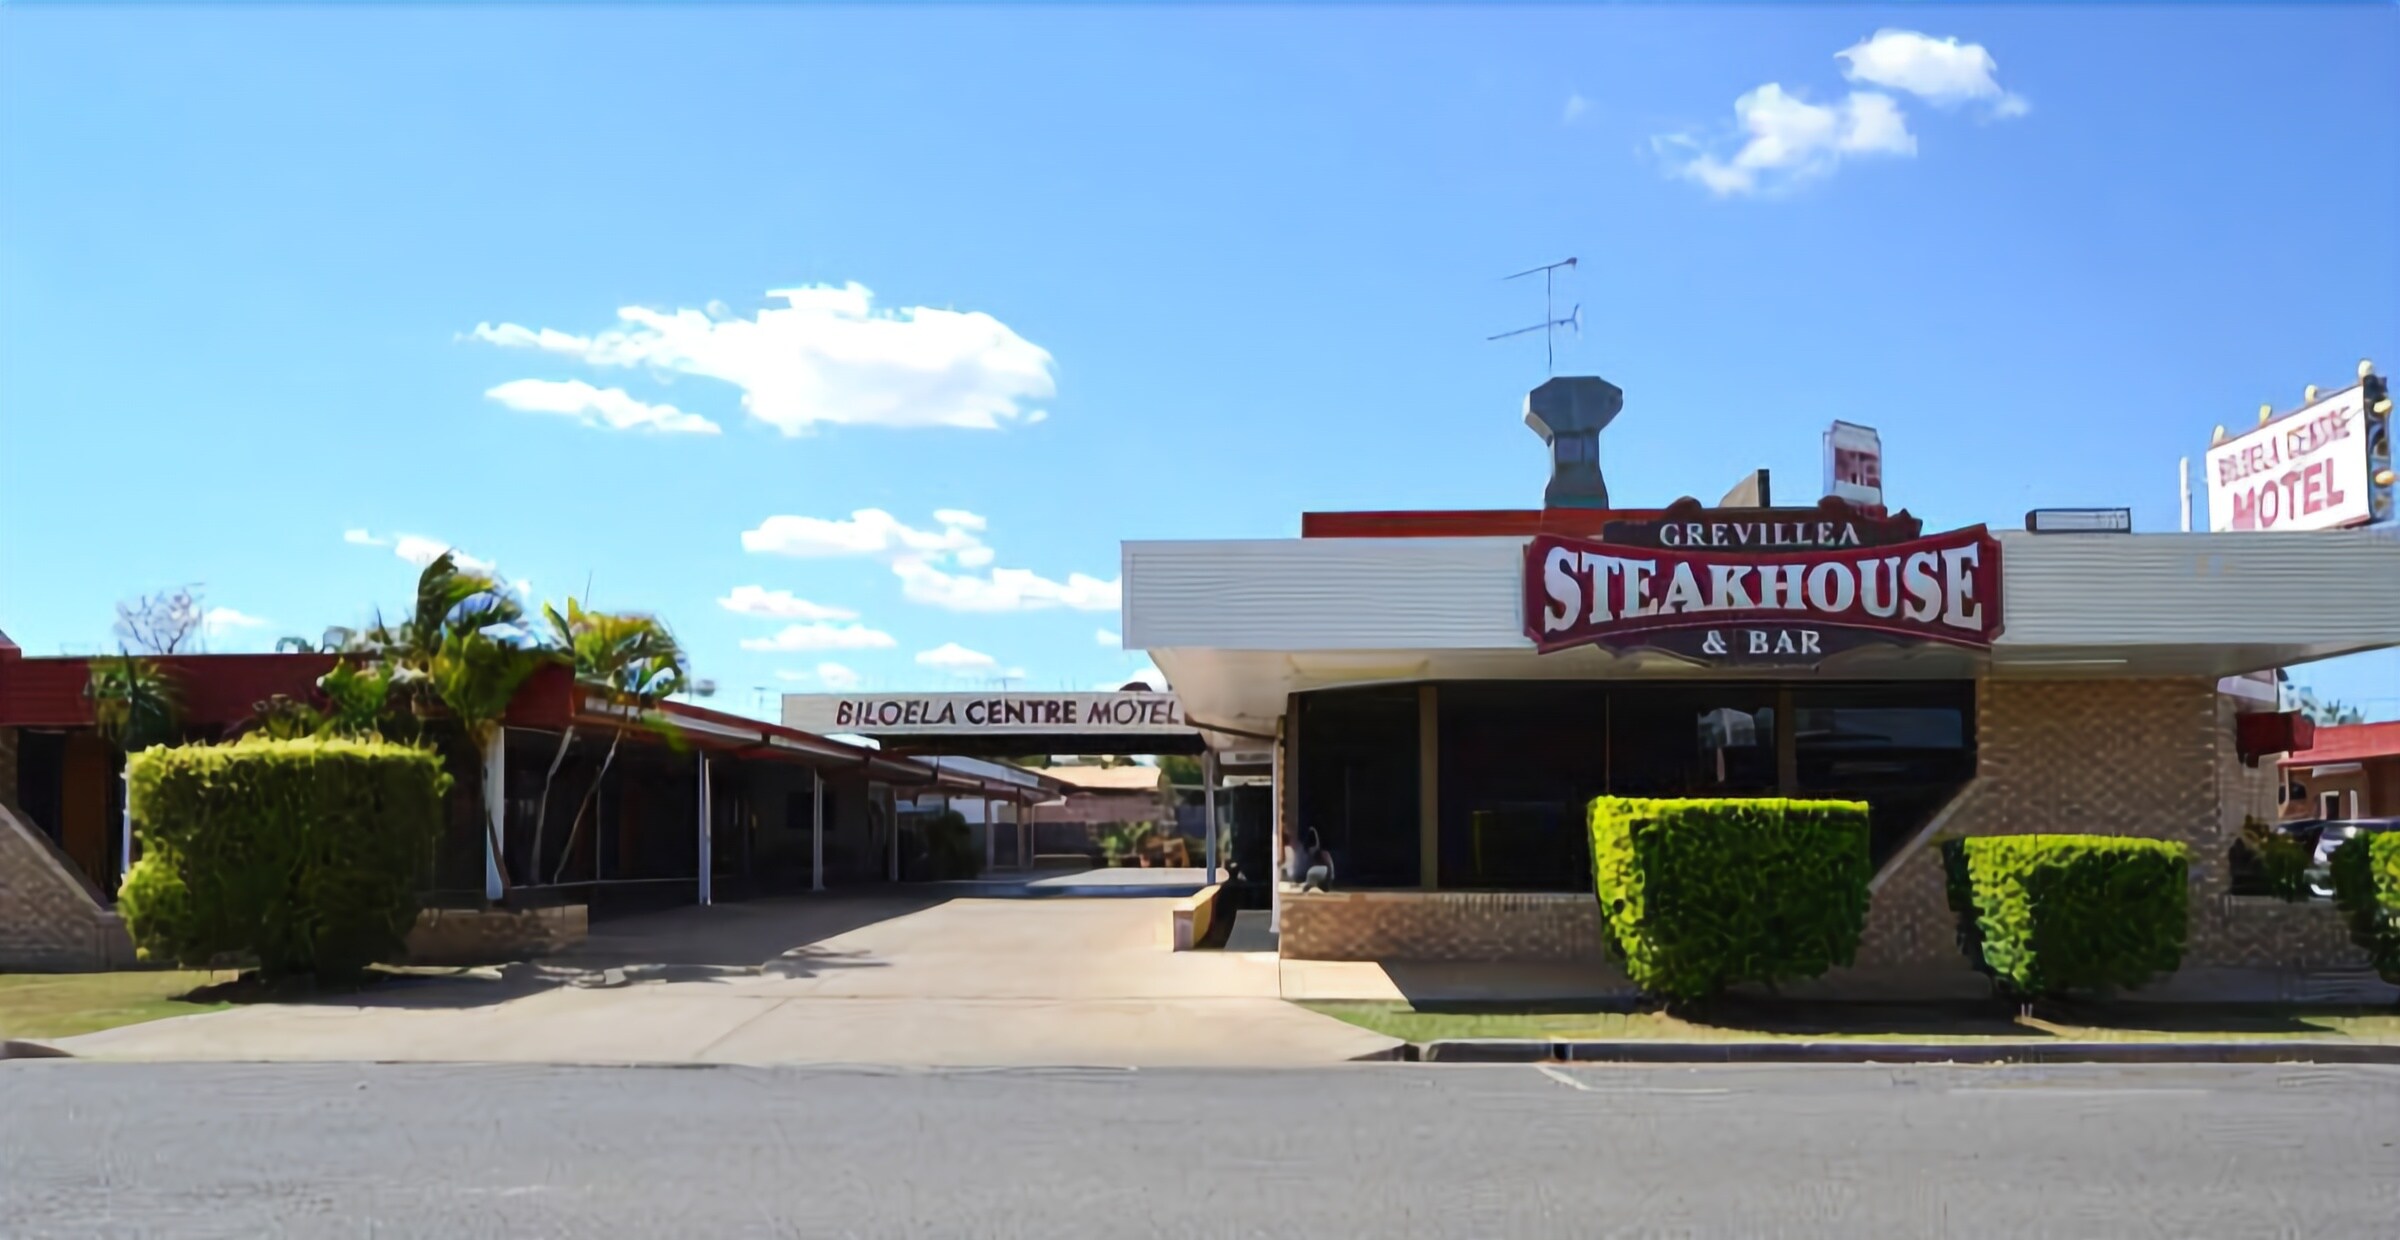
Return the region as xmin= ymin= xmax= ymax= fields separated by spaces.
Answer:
xmin=2281 ymin=720 xmax=2400 ymax=766
xmin=1302 ymin=508 xmax=1670 ymax=539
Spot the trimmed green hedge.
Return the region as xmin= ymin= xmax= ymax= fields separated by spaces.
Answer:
xmin=1587 ymin=797 xmax=1872 ymax=1002
xmin=119 ymin=737 xmax=451 ymax=982
xmin=2328 ymin=832 xmax=2400 ymax=985
xmin=1942 ymin=835 xmax=2188 ymax=999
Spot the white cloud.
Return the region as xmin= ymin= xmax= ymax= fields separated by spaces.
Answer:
xmin=1098 ymin=665 xmax=1167 ymax=691
xmin=486 ymin=378 xmax=720 ymax=435
xmin=741 ymin=509 xmax=986 ymax=559
xmin=1563 ymin=92 xmax=1591 ymax=123
xmin=1837 ymin=29 xmax=2028 ymax=116
xmin=915 ymin=643 xmax=1026 ymax=681
xmin=350 ymin=529 xmax=498 ymax=575
xmin=915 ymin=642 xmax=995 ymax=671
xmin=470 ymin=283 xmax=1056 ymax=436
xmin=1657 ymin=30 xmax=2021 ymax=199
xmin=741 ymin=507 xmax=1120 ymax=614
xmin=892 ymin=559 xmax=1121 ymax=614
xmin=1095 ymin=628 xmax=1121 ymax=647
xmin=717 ymin=586 xmax=858 ymax=621
xmin=739 ymin=622 xmax=897 ymax=652
xmin=389 ymin=535 xmax=496 ymax=575
xmin=774 ymin=663 xmax=862 ymax=689
xmin=1663 ymin=84 xmax=1916 ymax=197
xmin=202 ymin=607 xmax=269 ymax=637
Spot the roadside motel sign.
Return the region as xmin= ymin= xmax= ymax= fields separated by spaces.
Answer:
xmin=2204 ymin=382 xmax=2382 ymax=532
xmin=785 ymin=691 xmax=1196 ymax=738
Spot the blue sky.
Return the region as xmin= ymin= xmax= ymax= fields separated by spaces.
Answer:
xmin=3 ymin=5 xmax=2396 ymax=720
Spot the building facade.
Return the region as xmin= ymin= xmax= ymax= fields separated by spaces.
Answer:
xmin=1121 ymin=403 xmax=2400 ymax=990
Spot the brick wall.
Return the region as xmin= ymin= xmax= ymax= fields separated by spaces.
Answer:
xmin=1275 ymin=679 xmax=2368 ymax=987
xmin=403 ymin=905 xmax=587 ymax=966
xmin=1857 ymin=678 xmax=2354 ymax=975
xmin=0 ymin=800 xmax=137 ymax=972
xmin=0 ymin=726 xmax=19 ymax=816
xmin=1280 ymin=889 xmax=1609 ymax=962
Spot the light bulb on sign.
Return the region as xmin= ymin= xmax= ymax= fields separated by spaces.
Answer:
xmin=2378 ymin=470 xmax=2397 ymax=488
xmin=2259 ymin=404 xmax=2274 ymax=425
xmin=2212 ymin=425 xmax=2227 ymax=444
xmin=2361 ymin=359 xmax=2375 ymax=379
xmin=2304 ymin=385 xmax=2318 ymax=403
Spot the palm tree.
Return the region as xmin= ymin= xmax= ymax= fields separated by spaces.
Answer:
xmin=337 ymin=553 xmax=559 ymax=896
xmin=87 ymin=654 xmax=183 ymax=753
xmin=533 ymin=598 xmax=689 ymax=884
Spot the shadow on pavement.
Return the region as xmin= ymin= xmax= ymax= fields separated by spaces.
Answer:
xmin=556 ymin=892 xmax=950 ymax=972
xmin=182 ymin=892 xmax=952 ymax=1012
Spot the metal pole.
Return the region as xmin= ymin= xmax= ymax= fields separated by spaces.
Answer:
xmin=2178 ymin=456 xmax=2193 ymax=532
xmin=811 ymin=768 xmax=826 ymax=892
xmin=482 ymin=729 xmax=506 ymax=903
xmin=1270 ymin=722 xmax=1285 ymax=937
xmin=119 ymin=760 xmax=133 ymax=888
xmin=697 ymin=752 xmax=713 ymax=906
xmin=1202 ymin=750 xmax=1219 ymax=884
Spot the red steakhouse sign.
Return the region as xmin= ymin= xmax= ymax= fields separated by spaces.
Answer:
xmin=1523 ymin=526 xmax=2005 ymax=656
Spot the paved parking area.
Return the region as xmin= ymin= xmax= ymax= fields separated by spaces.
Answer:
xmin=56 ymin=895 xmax=1399 ymax=1068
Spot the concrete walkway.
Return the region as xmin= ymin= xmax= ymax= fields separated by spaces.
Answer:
xmin=56 ymin=896 xmax=1398 ymax=1068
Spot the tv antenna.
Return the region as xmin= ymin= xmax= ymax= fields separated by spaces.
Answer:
xmin=1487 ymin=257 xmax=1580 ymax=374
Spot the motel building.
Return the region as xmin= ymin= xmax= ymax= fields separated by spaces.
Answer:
xmin=1107 ymin=374 xmax=2400 ymax=991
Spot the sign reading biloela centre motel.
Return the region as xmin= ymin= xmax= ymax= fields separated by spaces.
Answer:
xmin=1523 ymin=499 xmax=2004 ymax=666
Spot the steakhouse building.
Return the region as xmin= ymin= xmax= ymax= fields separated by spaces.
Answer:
xmin=1122 ymin=377 xmax=2400 ymax=991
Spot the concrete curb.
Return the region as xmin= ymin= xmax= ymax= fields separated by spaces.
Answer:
xmin=1 ymin=1039 xmax=73 ymax=1060
xmin=1412 ymin=1039 xmax=2400 ymax=1065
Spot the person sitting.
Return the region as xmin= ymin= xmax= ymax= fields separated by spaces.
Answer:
xmin=1301 ymin=831 xmax=1336 ymax=893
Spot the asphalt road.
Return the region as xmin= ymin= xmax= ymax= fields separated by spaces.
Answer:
xmin=5 ymin=1061 xmax=2396 ymax=1238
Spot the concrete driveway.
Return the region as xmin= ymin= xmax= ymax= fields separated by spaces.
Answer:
xmin=56 ymin=895 xmax=1400 ymax=1068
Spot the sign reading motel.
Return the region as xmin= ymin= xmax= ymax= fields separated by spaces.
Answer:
xmin=784 ymin=691 xmax=1194 ymax=737
xmin=1524 ymin=526 xmax=2004 ymax=661
xmin=2204 ymin=381 xmax=2381 ymax=531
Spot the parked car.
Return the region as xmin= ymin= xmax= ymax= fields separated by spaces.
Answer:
xmin=2307 ymin=818 xmax=2400 ymax=900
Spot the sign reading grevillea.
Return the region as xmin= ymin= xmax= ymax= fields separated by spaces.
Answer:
xmin=1523 ymin=526 xmax=2005 ymax=660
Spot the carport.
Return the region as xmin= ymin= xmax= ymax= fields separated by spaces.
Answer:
xmin=488 ymin=669 xmax=1062 ymax=913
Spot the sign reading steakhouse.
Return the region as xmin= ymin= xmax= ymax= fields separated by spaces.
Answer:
xmin=1525 ymin=525 xmax=2004 ymax=655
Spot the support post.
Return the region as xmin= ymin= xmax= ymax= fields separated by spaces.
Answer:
xmin=119 ymin=760 xmax=134 ymax=888
xmin=1201 ymin=749 xmax=1219 ymax=884
xmin=887 ymin=787 xmax=900 ymax=882
xmin=1418 ymin=684 xmax=1439 ymax=890
xmin=697 ymin=753 xmax=713 ymax=906
xmin=1271 ymin=716 xmax=1286 ymax=936
xmin=482 ymin=728 xmax=506 ymax=903
xmin=811 ymin=768 xmax=826 ymax=892
xmin=2179 ymin=456 xmax=2193 ymax=532
xmin=1775 ymin=685 xmax=1798 ymax=794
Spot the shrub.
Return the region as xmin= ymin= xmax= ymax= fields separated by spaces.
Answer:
xmin=119 ymin=737 xmax=451 ymax=982
xmin=921 ymin=809 xmax=981 ymax=880
xmin=2328 ymin=832 xmax=2400 ymax=985
xmin=2228 ymin=816 xmax=2310 ymax=902
xmin=1941 ymin=835 xmax=2188 ymax=999
xmin=1586 ymin=797 xmax=1872 ymax=1002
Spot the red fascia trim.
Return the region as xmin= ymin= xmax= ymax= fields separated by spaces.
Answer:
xmin=1301 ymin=509 xmax=1669 ymax=540
xmin=2281 ymin=721 xmax=2400 ymax=766
xmin=0 ymin=653 xmax=338 ymax=728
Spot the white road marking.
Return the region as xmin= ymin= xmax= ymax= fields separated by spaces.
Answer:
xmin=1536 ymin=1064 xmax=1588 ymax=1091
xmin=1536 ymin=1065 xmax=1730 ymax=1094
xmin=1947 ymin=1087 xmax=2212 ymax=1098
